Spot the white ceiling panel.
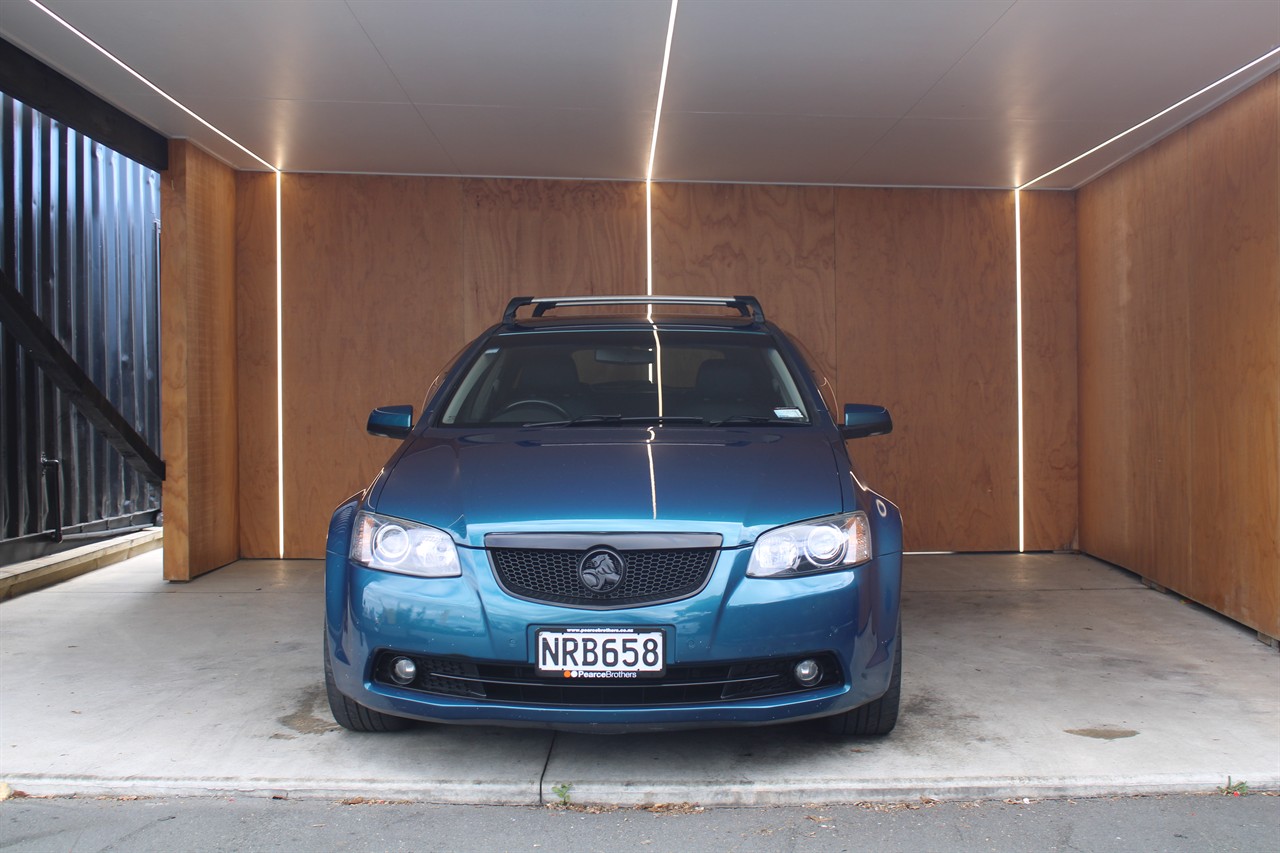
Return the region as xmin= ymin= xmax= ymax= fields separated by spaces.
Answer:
xmin=169 ymin=98 xmax=459 ymax=175
xmin=847 ymin=116 xmax=1126 ymax=189
xmin=96 ymin=90 xmax=274 ymax=168
xmin=910 ymin=0 xmax=1280 ymax=122
xmin=38 ymin=0 xmax=406 ymax=103
xmin=655 ymin=112 xmax=896 ymax=184
xmin=1021 ymin=58 xmax=1280 ymax=188
xmin=418 ymin=104 xmax=653 ymax=179
xmin=665 ymin=0 xmax=1015 ymax=116
xmin=1 ymin=0 xmax=1277 ymax=187
xmin=349 ymin=0 xmax=672 ymax=111
xmin=0 ymin=0 xmax=170 ymax=120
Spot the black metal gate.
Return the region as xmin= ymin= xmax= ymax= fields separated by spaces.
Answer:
xmin=1 ymin=93 xmax=163 ymax=565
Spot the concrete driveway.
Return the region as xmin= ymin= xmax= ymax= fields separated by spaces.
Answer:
xmin=1 ymin=551 xmax=1276 ymax=805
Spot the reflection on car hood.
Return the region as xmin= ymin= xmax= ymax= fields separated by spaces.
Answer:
xmin=370 ymin=428 xmax=844 ymax=546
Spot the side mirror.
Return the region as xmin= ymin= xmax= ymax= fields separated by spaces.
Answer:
xmin=840 ymin=404 xmax=892 ymax=440
xmin=367 ymin=405 xmax=414 ymax=439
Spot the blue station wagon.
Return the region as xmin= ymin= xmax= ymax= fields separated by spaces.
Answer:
xmin=324 ymin=295 xmax=902 ymax=735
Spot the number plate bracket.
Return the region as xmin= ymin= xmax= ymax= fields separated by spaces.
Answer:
xmin=535 ymin=627 xmax=666 ymax=678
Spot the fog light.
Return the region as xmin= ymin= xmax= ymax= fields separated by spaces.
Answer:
xmin=793 ymin=658 xmax=822 ymax=687
xmin=390 ymin=656 xmax=417 ymax=685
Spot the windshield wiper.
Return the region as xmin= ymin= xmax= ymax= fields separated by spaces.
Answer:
xmin=523 ymin=414 xmax=709 ymax=428
xmin=617 ymin=415 xmax=708 ymax=426
xmin=709 ymin=415 xmax=809 ymax=426
xmin=522 ymin=414 xmax=623 ymax=427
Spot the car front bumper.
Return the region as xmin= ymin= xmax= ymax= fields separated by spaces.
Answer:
xmin=324 ymin=514 xmax=901 ymax=731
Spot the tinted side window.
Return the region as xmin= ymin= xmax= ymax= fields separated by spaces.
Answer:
xmin=786 ymin=335 xmax=837 ymax=419
xmin=420 ymin=342 xmax=472 ymax=417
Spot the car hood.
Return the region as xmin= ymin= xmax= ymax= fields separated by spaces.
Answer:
xmin=369 ymin=428 xmax=845 ymax=547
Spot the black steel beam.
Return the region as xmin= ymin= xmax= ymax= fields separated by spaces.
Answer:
xmin=0 ymin=37 xmax=168 ymax=173
xmin=0 ymin=268 xmax=165 ymax=483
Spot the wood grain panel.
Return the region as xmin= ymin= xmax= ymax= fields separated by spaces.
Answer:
xmin=184 ymin=148 xmax=240 ymax=577
xmin=460 ymin=179 xmax=646 ymax=339
xmin=835 ymin=189 xmax=1018 ymax=552
xmin=247 ymin=176 xmax=651 ymax=557
xmin=1186 ymin=75 xmax=1279 ymax=637
xmin=159 ymin=143 xmax=190 ymax=577
xmin=279 ymin=175 xmax=465 ymax=557
xmin=650 ymin=183 xmax=838 ymax=387
xmin=1079 ymin=72 xmax=1278 ymax=637
xmin=1076 ymin=173 xmax=1130 ymax=569
xmin=234 ymin=172 xmax=278 ymax=558
xmin=1079 ymin=127 xmax=1193 ymax=585
xmin=1019 ymin=190 xmax=1078 ymax=551
xmin=160 ymin=141 xmax=239 ymax=580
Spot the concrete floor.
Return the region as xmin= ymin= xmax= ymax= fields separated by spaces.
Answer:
xmin=1 ymin=551 xmax=1276 ymax=805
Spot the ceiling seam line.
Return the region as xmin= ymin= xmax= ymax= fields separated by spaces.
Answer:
xmin=341 ymin=0 xmax=459 ymax=173
xmin=834 ymin=0 xmax=1020 ymax=184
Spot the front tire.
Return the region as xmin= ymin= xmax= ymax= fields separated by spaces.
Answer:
xmin=324 ymin=634 xmax=413 ymax=732
xmin=825 ymin=622 xmax=902 ymax=736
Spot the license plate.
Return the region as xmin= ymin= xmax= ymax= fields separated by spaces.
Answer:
xmin=535 ymin=627 xmax=665 ymax=678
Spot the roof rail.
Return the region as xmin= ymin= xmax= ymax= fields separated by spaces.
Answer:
xmin=502 ymin=295 xmax=765 ymax=325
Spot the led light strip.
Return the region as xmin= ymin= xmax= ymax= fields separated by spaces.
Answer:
xmin=646 ymin=0 xmax=680 ymax=299
xmin=27 ymin=0 xmax=287 ymax=558
xmin=275 ymin=174 xmax=285 ymax=557
xmin=1014 ymin=189 xmax=1025 ymax=553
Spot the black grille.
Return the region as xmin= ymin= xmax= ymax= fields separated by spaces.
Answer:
xmin=490 ymin=548 xmax=716 ymax=608
xmin=372 ymin=652 xmax=842 ymax=706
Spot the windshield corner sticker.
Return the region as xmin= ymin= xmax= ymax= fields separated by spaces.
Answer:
xmin=774 ymin=407 xmax=804 ymax=419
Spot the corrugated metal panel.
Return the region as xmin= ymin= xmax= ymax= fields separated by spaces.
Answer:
xmin=1 ymin=93 xmax=161 ymax=556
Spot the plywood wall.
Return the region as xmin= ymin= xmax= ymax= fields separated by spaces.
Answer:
xmin=160 ymin=141 xmax=239 ymax=580
xmin=234 ymin=172 xmax=278 ymax=559
xmin=651 ymin=183 xmax=839 ymax=385
xmin=461 ymin=179 xmax=646 ymax=339
xmin=1078 ymin=73 xmax=1279 ymax=637
xmin=835 ymin=189 xmax=1020 ymax=552
xmin=649 ymin=183 xmax=1050 ymax=552
xmin=236 ymin=177 xmax=1079 ymax=557
xmin=277 ymin=176 xmax=459 ymax=556
xmin=235 ymin=177 xmax=646 ymax=556
xmin=1020 ymin=192 xmax=1079 ymax=552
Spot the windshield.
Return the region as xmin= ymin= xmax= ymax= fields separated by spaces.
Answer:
xmin=437 ymin=329 xmax=811 ymax=428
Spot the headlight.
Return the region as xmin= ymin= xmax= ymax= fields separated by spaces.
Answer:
xmin=747 ymin=512 xmax=872 ymax=578
xmin=350 ymin=511 xmax=461 ymax=577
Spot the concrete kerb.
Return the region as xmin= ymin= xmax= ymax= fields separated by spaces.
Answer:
xmin=3 ymin=772 xmax=1274 ymax=806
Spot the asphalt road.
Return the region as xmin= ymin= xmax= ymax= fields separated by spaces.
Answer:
xmin=3 ymin=792 xmax=1277 ymax=852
